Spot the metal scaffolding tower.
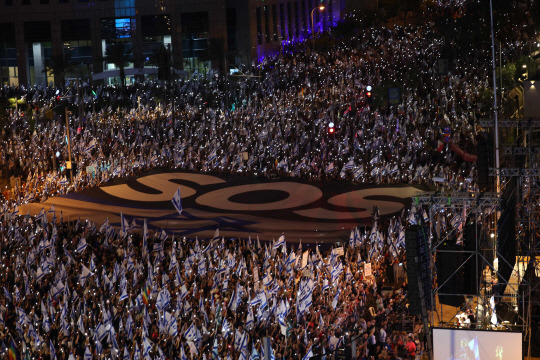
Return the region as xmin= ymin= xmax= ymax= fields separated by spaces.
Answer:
xmin=482 ymin=117 xmax=540 ymax=358
xmin=413 ymin=191 xmax=504 ymax=329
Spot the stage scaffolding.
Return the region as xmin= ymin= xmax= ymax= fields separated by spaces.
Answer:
xmin=413 ymin=191 xmax=504 ymax=329
xmin=410 ymin=116 xmax=540 ymax=358
xmin=482 ymin=117 xmax=540 ymax=358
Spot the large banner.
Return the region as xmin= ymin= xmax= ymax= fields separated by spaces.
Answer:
xmin=20 ymin=170 xmax=425 ymax=242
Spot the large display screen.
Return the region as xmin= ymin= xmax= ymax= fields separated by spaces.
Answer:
xmin=433 ymin=328 xmax=522 ymax=360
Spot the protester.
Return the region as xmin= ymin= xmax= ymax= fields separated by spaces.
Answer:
xmin=0 ymin=0 xmax=533 ymax=359
xmin=0 ymin=206 xmax=428 ymax=360
xmin=0 ymin=17 xmax=493 ymax=209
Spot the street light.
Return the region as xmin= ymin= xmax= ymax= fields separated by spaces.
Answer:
xmin=311 ymin=5 xmax=325 ymax=50
xmin=522 ymin=64 xmax=528 ymax=80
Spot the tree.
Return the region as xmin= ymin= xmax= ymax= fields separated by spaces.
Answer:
xmin=104 ymin=41 xmax=131 ymax=91
xmin=152 ymin=44 xmax=172 ymax=84
xmin=202 ymin=38 xmax=226 ymax=75
xmin=331 ymin=17 xmax=360 ymax=40
xmin=44 ymin=52 xmax=73 ymax=88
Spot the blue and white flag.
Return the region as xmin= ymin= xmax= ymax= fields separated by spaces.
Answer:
xmin=273 ymin=233 xmax=285 ymax=249
xmin=80 ymin=264 xmax=93 ymax=284
xmin=180 ymin=344 xmax=188 ymax=360
xmin=349 ymin=228 xmax=356 ymax=248
xmin=353 ymin=165 xmax=365 ymax=180
xmin=332 ymin=289 xmax=341 ymax=309
xmin=134 ymin=344 xmax=141 ymax=360
xmin=50 ymin=340 xmax=57 ymax=360
xmin=76 ymin=237 xmax=88 ymax=253
xmin=222 ymin=317 xmax=231 ymax=338
xmin=212 ymin=338 xmax=219 ymax=359
xmin=246 ymin=306 xmax=254 ymax=330
xmin=172 ymin=187 xmax=182 ymax=215
xmin=143 ymin=337 xmax=152 ymax=359
xmin=156 ymin=289 xmax=171 ymax=311
xmin=397 ymin=229 xmax=405 ymax=248
xmin=84 ymin=346 xmax=92 ymax=360
xmin=207 ymin=149 xmax=218 ymax=162
xmin=250 ymin=344 xmax=260 ymax=360
xmin=450 ymin=213 xmax=461 ymax=228
xmin=165 ymin=312 xmax=177 ymax=337
xmin=120 ymin=212 xmax=130 ymax=237
xmin=36 ymin=208 xmax=46 ymax=225
xmin=344 ymin=159 xmax=355 ymax=170
xmin=184 ymin=323 xmax=198 ymax=342
xmin=302 ymin=345 xmax=313 ymax=360
xmin=322 ymin=278 xmax=329 ymax=292
xmin=126 ymin=314 xmax=134 ymax=340
xmin=325 ymin=162 xmax=335 ymax=174
xmin=119 ymin=280 xmax=129 ymax=302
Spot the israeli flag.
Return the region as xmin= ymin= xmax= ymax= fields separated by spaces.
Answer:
xmin=80 ymin=265 xmax=93 ymax=284
xmin=208 ymin=149 xmax=218 ymax=162
xmin=134 ymin=344 xmax=141 ymax=360
xmin=250 ymin=344 xmax=260 ymax=360
xmin=332 ymin=289 xmax=340 ymax=309
xmin=77 ymin=315 xmax=85 ymax=335
xmin=184 ymin=323 xmax=197 ymax=342
xmin=397 ymin=230 xmax=405 ymax=248
xmin=166 ymin=312 xmax=177 ymax=337
xmin=222 ymin=317 xmax=231 ymax=338
xmin=325 ymin=162 xmax=335 ymax=174
xmin=143 ymin=337 xmax=152 ymax=359
xmin=36 ymin=208 xmax=46 ymax=224
xmin=119 ymin=282 xmax=129 ymax=302
xmin=349 ymin=228 xmax=356 ymax=248
xmin=450 ymin=214 xmax=461 ymax=228
xmin=273 ymin=233 xmax=285 ymax=249
xmin=180 ymin=284 xmax=188 ymax=301
xmin=302 ymin=345 xmax=313 ymax=360
xmin=36 ymin=267 xmax=45 ymax=282
xmin=76 ymin=237 xmax=88 ymax=253
xmin=257 ymin=128 xmax=268 ymax=140
xmin=246 ymin=306 xmax=254 ymax=330
xmin=52 ymin=280 xmax=65 ymax=299
xmin=322 ymin=279 xmax=329 ymax=292
xmin=126 ymin=315 xmax=134 ymax=340
xmin=50 ymin=340 xmax=57 ymax=360
xmin=212 ymin=338 xmax=219 ymax=359
xmin=344 ymin=159 xmax=355 ymax=170
xmin=250 ymin=293 xmax=261 ymax=307
xmin=84 ymin=346 xmax=92 ymax=360
xmin=180 ymin=344 xmax=188 ymax=360
xmin=172 ymin=187 xmax=182 ymax=215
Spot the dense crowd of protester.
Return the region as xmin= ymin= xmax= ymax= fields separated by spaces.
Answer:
xmin=0 ymin=208 xmax=428 ymax=360
xmin=0 ymin=0 xmax=536 ymax=358
xmin=0 ymin=21 xmax=487 ymax=208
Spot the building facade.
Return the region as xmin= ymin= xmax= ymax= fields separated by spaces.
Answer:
xmin=0 ymin=0 xmax=349 ymax=86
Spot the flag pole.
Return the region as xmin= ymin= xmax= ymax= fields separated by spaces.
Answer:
xmin=65 ymin=107 xmax=73 ymax=183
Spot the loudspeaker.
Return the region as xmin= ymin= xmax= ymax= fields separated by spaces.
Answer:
xmin=495 ymin=301 xmax=518 ymax=324
xmin=493 ymin=178 xmax=517 ymax=296
xmin=436 ymin=241 xmax=464 ymax=307
xmin=406 ymin=225 xmax=431 ymax=315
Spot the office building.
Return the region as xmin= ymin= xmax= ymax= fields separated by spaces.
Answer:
xmin=0 ymin=0 xmax=360 ymax=86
